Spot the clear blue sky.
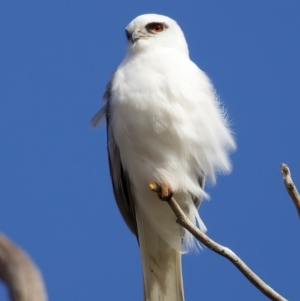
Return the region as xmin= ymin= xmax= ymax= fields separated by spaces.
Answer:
xmin=1 ymin=1 xmax=300 ymax=300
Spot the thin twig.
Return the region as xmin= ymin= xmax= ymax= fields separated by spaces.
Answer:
xmin=147 ymin=186 xmax=287 ymax=301
xmin=281 ymin=163 xmax=300 ymax=217
xmin=0 ymin=233 xmax=48 ymax=301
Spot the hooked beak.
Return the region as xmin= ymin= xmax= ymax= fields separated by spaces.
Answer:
xmin=127 ymin=29 xmax=146 ymax=44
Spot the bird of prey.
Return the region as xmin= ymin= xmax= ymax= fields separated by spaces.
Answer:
xmin=91 ymin=14 xmax=236 ymax=301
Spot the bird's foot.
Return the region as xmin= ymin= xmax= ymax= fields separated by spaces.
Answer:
xmin=149 ymin=182 xmax=173 ymax=201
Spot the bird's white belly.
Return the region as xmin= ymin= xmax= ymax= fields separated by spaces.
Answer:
xmin=111 ymin=86 xmax=204 ymax=202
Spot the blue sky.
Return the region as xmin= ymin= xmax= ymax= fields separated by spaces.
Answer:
xmin=1 ymin=1 xmax=300 ymax=300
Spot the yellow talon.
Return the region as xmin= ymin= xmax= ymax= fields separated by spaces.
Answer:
xmin=149 ymin=182 xmax=173 ymax=201
xmin=149 ymin=182 xmax=158 ymax=191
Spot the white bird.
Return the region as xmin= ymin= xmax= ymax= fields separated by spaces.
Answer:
xmin=91 ymin=14 xmax=236 ymax=301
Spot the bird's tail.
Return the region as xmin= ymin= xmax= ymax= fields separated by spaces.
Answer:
xmin=136 ymin=207 xmax=185 ymax=301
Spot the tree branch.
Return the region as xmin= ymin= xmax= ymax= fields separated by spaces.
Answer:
xmin=281 ymin=163 xmax=300 ymax=217
xmin=0 ymin=233 xmax=48 ymax=301
xmin=149 ymin=183 xmax=287 ymax=301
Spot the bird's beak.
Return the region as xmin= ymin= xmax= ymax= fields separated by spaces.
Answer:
xmin=131 ymin=29 xmax=145 ymax=44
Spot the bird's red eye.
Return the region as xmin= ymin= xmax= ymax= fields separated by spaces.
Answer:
xmin=150 ymin=23 xmax=163 ymax=33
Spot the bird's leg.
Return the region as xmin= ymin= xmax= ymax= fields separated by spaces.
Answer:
xmin=149 ymin=182 xmax=173 ymax=201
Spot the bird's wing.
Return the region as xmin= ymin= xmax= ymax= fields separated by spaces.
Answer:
xmin=107 ymin=133 xmax=138 ymax=235
xmin=105 ymin=79 xmax=138 ymax=236
xmin=91 ymin=73 xmax=138 ymax=235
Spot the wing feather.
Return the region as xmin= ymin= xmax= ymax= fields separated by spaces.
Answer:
xmin=90 ymin=72 xmax=115 ymax=128
xmin=105 ymin=76 xmax=138 ymax=236
xmin=90 ymin=105 xmax=107 ymax=128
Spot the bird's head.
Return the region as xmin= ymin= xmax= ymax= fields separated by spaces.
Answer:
xmin=125 ymin=14 xmax=189 ymax=56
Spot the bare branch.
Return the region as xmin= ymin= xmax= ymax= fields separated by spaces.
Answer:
xmin=281 ymin=163 xmax=300 ymax=217
xmin=0 ymin=233 xmax=48 ymax=301
xmin=149 ymin=183 xmax=287 ymax=301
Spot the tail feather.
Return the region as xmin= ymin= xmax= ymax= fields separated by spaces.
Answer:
xmin=136 ymin=207 xmax=184 ymax=301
